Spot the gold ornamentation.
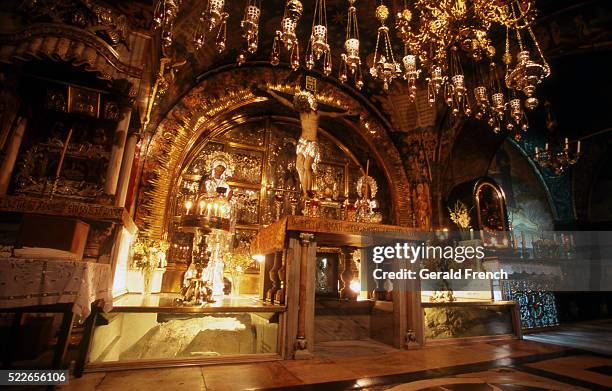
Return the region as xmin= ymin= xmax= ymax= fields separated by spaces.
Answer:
xmin=448 ymin=200 xmax=471 ymax=230
xmin=395 ymin=0 xmax=548 ymax=135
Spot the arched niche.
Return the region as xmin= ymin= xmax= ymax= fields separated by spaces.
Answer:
xmin=136 ymin=65 xmax=416 ymax=240
xmin=447 ymin=177 xmax=510 ymax=248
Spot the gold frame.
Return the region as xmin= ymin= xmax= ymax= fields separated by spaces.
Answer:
xmin=474 ymin=179 xmax=510 ymax=246
xmin=167 ymin=115 xmax=366 ymax=236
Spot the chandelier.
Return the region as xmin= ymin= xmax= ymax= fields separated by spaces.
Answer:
xmin=534 ymin=139 xmax=581 ymax=176
xmin=237 ymin=0 xmax=262 ymax=65
xmin=271 ymin=0 xmax=304 ymax=70
xmin=193 ymin=0 xmax=229 ymax=53
xmin=305 ymin=0 xmax=332 ymax=75
xmin=151 ymin=0 xmax=551 ymax=140
xmin=370 ymin=3 xmax=401 ymax=91
xmin=153 ymin=0 xmax=181 ymax=48
xmin=339 ymin=0 xmax=364 ymax=89
xmin=396 ymin=0 xmax=549 ymax=138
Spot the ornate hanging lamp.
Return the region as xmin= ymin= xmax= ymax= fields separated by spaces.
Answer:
xmin=193 ymin=0 xmax=229 ymax=53
xmin=339 ymin=0 xmax=363 ymax=89
xmin=446 ymin=46 xmax=472 ymax=116
xmin=504 ymin=23 xmax=550 ymax=110
xmin=237 ymin=0 xmax=262 ymax=65
xmin=271 ymin=0 xmax=303 ymax=70
xmin=153 ymin=0 xmax=181 ymax=48
xmin=394 ymin=0 xmax=548 ymax=136
xmin=369 ymin=2 xmax=401 ymax=91
xmin=305 ymin=0 xmax=332 ymax=75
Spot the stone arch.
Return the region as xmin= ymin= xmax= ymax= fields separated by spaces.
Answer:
xmin=136 ymin=65 xmax=415 ymax=239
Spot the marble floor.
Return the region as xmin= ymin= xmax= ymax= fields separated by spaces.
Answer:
xmin=56 ymin=338 xmax=612 ymax=391
xmin=525 ymin=319 xmax=612 ymax=355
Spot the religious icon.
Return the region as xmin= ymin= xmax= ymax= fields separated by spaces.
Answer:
xmin=200 ymin=151 xmax=234 ymax=201
xmin=354 ymin=172 xmax=382 ymax=223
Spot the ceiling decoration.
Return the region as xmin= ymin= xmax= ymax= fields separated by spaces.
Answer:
xmin=151 ymin=0 xmax=550 ymax=140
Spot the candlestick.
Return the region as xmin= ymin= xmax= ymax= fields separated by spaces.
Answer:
xmin=56 ymin=128 xmax=73 ymax=178
xmin=49 ymin=128 xmax=74 ymax=199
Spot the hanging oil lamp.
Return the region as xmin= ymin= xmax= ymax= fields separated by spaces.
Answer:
xmin=339 ymin=0 xmax=363 ymax=88
xmin=271 ymin=0 xmax=303 ymax=70
xmin=237 ymin=0 xmax=262 ymax=65
xmin=369 ymin=3 xmax=401 ymax=91
xmin=305 ymin=0 xmax=332 ymax=75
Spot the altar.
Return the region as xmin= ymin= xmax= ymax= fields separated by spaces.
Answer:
xmin=250 ymin=215 xmax=425 ymax=358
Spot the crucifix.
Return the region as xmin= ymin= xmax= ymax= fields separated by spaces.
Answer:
xmin=260 ymin=79 xmax=358 ymax=197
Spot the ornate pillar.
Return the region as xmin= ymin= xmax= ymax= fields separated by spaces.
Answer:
xmin=295 ymin=232 xmax=314 ymax=355
xmin=0 ymin=117 xmax=27 ymax=195
xmin=114 ymin=128 xmax=139 ymax=207
xmin=266 ymin=251 xmax=281 ymax=303
xmin=104 ymin=108 xmax=132 ymax=196
xmin=340 ymin=247 xmax=357 ymax=300
xmin=275 ymin=251 xmax=287 ymax=304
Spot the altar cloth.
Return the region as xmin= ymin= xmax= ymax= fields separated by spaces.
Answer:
xmin=0 ymin=258 xmax=112 ymax=317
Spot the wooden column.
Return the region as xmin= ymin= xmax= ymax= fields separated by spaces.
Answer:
xmin=266 ymin=251 xmax=281 ymax=302
xmin=275 ymin=250 xmax=287 ymax=304
xmin=104 ymin=109 xmax=132 ymax=196
xmin=294 ymin=232 xmax=314 ymax=358
xmin=339 ymin=247 xmax=357 ymax=300
xmin=404 ymin=259 xmax=424 ymax=348
xmin=259 ymin=253 xmax=274 ymax=301
xmin=0 ymin=117 xmax=27 ymax=195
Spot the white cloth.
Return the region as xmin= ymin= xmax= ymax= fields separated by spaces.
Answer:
xmin=0 ymin=258 xmax=113 ymax=318
xmin=296 ymin=137 xmax=320 ymax=172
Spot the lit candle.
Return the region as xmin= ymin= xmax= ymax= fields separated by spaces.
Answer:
xmin=206 ymin=202 xmax=212 ymax=216
xmin=199 ymin=200 xmax=205 ymax=215
xmin=577 ymin=140 xmax=581 ymax=154
xmin=545 ymin=143 xmax=549 ymax=151
xmin=564 ymin=138 xmax=569 ymax=150
xmin=185 ymin=200 xmax=193 ymax=215
xmin=535 ymin=146 xmax=539 ymax=155
xmin=213 ymin=202 xmax=219 ymax=216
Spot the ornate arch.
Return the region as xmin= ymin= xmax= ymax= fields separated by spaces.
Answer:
xmin=137 ymin=65 xmax=415 ymax=239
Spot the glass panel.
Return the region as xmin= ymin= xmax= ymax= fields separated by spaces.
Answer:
xmin=423 ymin=303 xmax=514 ymax=340
xmin=89 ymin=307 xmax=280 ymax=363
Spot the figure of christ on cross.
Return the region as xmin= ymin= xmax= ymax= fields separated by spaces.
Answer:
xmin=261 ymin=86 xmax=358 ymax=197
